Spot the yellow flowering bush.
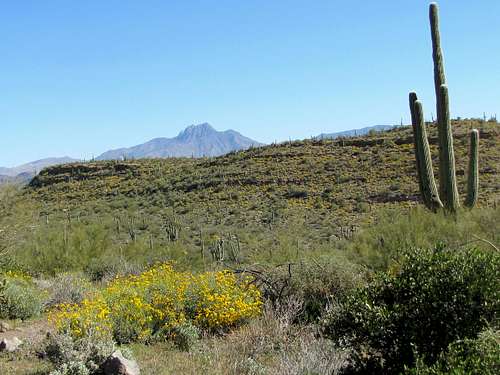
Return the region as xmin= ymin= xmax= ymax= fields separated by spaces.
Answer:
xmin=4 ymin=270 xmax=33 ymax=281
xmin=49 ymin=296 xmax=112 ymax=339
xmin=49 ymin=264 xmax=262 ymax=343
xmin=191 ymin=271 xmax=262 ymax=329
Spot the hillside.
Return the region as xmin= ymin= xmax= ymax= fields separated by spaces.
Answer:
xmin=0 ymin=119 xmax=491 ymax=272
xmin=31 ymin=120 xmax=499 ymax=215
xmin=97 ymin=123 xmax=263 ymax=160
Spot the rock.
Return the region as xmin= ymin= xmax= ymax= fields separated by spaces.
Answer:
xmin=0 ymin=321 xmax=10 ymax=332
xmin=0 ymin=337 xmax=23 ymax=352
xmin=102 ymin=350 xmax=140 ymax=375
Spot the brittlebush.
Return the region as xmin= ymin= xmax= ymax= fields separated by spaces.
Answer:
xmin=49 ymin=264 xmax=262 ymax=343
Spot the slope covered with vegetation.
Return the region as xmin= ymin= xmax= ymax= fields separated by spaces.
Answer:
xmin=0 ymin=120 xmax=497 ymax=274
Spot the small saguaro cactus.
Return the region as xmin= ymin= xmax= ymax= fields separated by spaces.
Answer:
xmin=408 ymin=3 xmax=479 ymax=212
xmin=465 ymin=129 xmax=479 ymax=208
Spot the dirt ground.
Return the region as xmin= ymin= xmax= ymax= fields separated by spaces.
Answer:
xmin=0 ymin=318 xmax=54 ymax=375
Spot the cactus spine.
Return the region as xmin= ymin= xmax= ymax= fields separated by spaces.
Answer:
xmin=465 ymin=129 xmax=479 ymax=208
xmin=409 ymin=3 xmax=479 ymax=213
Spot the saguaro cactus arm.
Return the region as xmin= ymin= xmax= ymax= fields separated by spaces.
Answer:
xmin=413 ymin=100 xmax=443 ymax=210
xmin=465 ymin=129 xmax=479 ymax=208
xmin=409 ymin=92 xmax=424 ymax=197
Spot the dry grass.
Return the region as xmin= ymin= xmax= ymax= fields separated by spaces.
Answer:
xmin=132 ymin=298 xmax=349 ymax=375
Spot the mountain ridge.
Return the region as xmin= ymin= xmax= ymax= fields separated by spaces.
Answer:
xmin=0 ymin=157 xmax=79 ymax=176
xmin=96 ymin=123 xmax=263 ymax=160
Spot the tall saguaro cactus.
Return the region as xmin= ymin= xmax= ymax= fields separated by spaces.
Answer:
xmin=430 ymin=3 xmax=449 ymax=202
xmin=408 ymin=3 xmax=479 ymax=212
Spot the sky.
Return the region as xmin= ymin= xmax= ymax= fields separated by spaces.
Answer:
xmin=1 ymin=0 xmax=499 ymax=167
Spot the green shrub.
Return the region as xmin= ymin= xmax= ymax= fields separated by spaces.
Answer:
xmin=262 ymin=256 xmax=365 ymax=322
xmin=0 ymin=271 xmax=44 ymax=320
xmin=171 ymin=322 xmax=200 ymax=351
xmin=323 ymin=245 xmax=499 ymax=374
xmin=347 ymin=206 xmax=499 ymax=271
xmin=44 ymin=331 xmax=115 ymax=375
xmin=406 ymin=328 xmax=500 ymax=375
xmin=43 ymin=273 xmax=94 ymax=309
xmin=14 ymin=222 xmax=113 ymax=276
xmin=84 ymin=256 xmax=142 ymax=282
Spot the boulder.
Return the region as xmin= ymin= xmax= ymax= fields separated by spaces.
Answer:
xmin=0 ymin=337 xmax=23 ymax=352
xmin=0 ymin=321 xmax=10 ymax=333
xmin=102 ymin=350 xmax=140 ymax=375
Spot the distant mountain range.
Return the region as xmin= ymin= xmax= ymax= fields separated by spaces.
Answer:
xmin=97 ymin=123 xmax=262 ymax=160
xmin=0 ymin=124 xmax=262 ymax=184
xmin=316 ymin=125 xmax=395 ymax=140
xmin=0 ymin=157 xmax=79 ymax=177
xmin=0 ymin=157 xmax=79 ymax=184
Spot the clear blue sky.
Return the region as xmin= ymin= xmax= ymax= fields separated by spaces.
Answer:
xmin=1 ymin=0 xmax=499 ymax=167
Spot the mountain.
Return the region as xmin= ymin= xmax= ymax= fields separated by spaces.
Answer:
xmin=0 ymin=157 xmax=79 ymax=177
xmin=0 ymin=172 xmax=35 ymax=185
xmin=316 ymin=125 xmax=395 ymax=140
xmin=0 ymin=157 xmax=79 ymax=184
xmin=97 ymin=123 xmax=263 ymax=160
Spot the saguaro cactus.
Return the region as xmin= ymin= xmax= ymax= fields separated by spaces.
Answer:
xmin=408 ymin=3 xmax=479 ymax=212
xmin=430 ymin=3 xmax=448 ymax=200
xmin=465 ymin=129 xmax=479 ymax=208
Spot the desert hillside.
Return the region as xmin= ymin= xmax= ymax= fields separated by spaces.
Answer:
xmin=23 ymin=120 xmax=499 ymax=249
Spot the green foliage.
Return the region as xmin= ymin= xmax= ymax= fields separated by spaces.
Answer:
xmin=406 ymin=328 xmax=500 ymax=375
xmin=261 ymin=256 xmax=366 ymax=322
xmin=0 ymin=272 xmax=44 ymax=320
xmin=43 ymin=331 xmax=115 ymax=375
xmin=84 ymin=256 xmax=142 ymax=282
xmin=43 ymin=273 xmax=94 ymax=309
xmin=14 ymin=221 xmax=113 ymax=276
xmin=347 ymin=206 xmax=499 ymax=271
xmin=0 ymin=120 xmax=497 ymax=277
xmin=322 ymin=246 xmax=499 ymax=374
xmin=171 ymin=322 xmax=200 ymax=352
